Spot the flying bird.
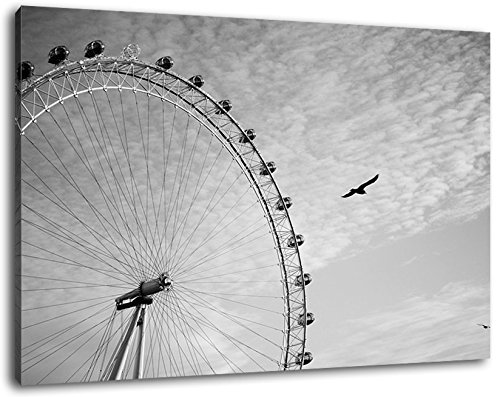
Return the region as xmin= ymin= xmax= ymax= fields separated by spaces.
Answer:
xmin=341 ymin=174 xmax=379 ymax=198
xmin=477 ymin=323 xmax=490 ymax=329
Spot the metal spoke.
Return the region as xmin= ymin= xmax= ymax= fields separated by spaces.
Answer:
xmin=16 ymin=50 xmax=309 ymax=384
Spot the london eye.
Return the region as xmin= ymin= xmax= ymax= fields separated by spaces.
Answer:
xmin=15 ymin=40 xmax=314 ymax=384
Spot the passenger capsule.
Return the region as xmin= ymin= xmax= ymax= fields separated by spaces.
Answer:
xmin=260 ymin=161 xmax=276 ymax=176
xmin=287 ymin=234 xmax=304 ymax=248
xmin=298 ymin=312 xmax=315 ymax=326
xmin=216 ymin=99 xmax=232 ymax=114
xmin=239 ymin=129 xmax=256 ymax=143
xmin=84 ymin=40 xmax=105 ymax=58
xmin=121 ymin=43 xmax=141 ymax=59
xmin=155 ymin=56 xmax=174 ymax=70
xmin=294 ymin=273 xmax=312 ymax=287
xmin=17 ymin=61 xmax=35 ymax=80
xmin=295 ymin=352 xmax=313 ymax=366
xmin=48 ymin=45 xmax=70 ymax=64
xmin=189 ymin=75 xmax=204 ymax=87
xmin=276 ymin=197 xmax=292 ymax=211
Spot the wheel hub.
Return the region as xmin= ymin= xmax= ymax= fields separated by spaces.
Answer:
xmin=115 ymin=272 xmax=173 ymax=310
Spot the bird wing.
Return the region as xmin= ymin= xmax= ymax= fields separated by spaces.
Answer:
xmin=358 ymin=174 xmax=379 ymax=189
xmin=341 ymin=190 xmax=355 ymax=198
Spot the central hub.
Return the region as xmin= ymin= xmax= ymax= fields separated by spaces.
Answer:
xmin=115 ymin=273 xmax=173 ymax=310
xmin=140 ymin=272 xmax=173 ymax=296
xmin=159 ymin=272 xmax=173 ymax=291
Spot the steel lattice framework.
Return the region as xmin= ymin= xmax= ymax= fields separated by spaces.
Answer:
xmin=16 ymin=54 xmax=310 ymax=373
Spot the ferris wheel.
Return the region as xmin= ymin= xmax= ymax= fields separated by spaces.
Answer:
xmin=15 ymin=41 xmax=314 ymax=385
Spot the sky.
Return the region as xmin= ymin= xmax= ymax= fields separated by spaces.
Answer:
xmin=17 ymin=5 xmax=489 ymax=383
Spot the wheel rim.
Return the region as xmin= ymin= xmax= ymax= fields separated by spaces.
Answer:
xmin=16 ymin=52 xmax=308 ymax=384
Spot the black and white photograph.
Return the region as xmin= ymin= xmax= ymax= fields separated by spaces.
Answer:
xmin=7 ymin=1 xmax=494 ymax=394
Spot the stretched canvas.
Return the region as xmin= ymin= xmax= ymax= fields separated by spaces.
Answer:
xmin=14 ymin=6 xmax=490 ymax=386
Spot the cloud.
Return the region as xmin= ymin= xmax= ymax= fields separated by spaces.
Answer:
xmin=311 ymin=280 xmax=489 ymax=368
xmin=247 ymin=26 xmax=490 ymax=270
xmin=17 ymin=8 xmax=490 ymax=382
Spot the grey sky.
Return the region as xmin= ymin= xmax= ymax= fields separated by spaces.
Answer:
xmin=18 ymin=6 xmax=489 ymax=381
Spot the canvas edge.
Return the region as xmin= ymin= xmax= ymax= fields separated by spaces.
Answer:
xmin=14 ymin=5 xmax=22 ymax=386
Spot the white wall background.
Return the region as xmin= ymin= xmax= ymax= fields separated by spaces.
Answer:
xmin=1 ymin=0 xmax=497 ymax=395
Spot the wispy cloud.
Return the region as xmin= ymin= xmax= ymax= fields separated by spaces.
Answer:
xmin=311 ymin=280 xmax=489 ymax=368
xmin=21 ymin=12 xmax=490 ymax=271
xmin=18 ymin=8 xmax=489 ymax=380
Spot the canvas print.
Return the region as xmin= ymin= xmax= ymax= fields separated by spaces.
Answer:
xmin=14 ymin=6 xmax=490 ymax=386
